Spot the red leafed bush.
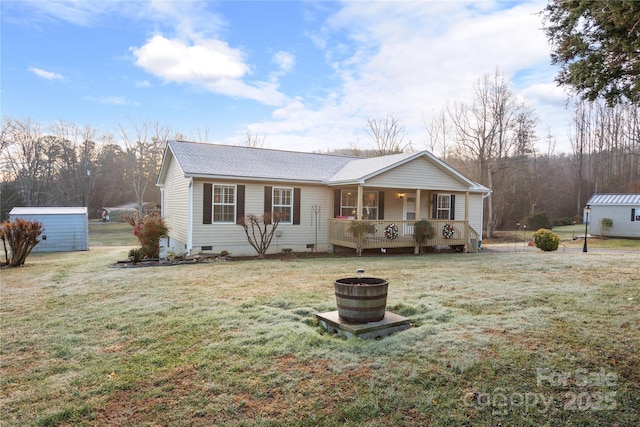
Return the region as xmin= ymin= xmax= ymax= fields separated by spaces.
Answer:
xmin=0 ymin=218 xmax=43 ymax=267
xmin=123 ymin=212 xmax=168 ymax=258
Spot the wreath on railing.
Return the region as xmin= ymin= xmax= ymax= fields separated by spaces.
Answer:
xmin=384 ymin=223 xmax=399 ymax=240
xmin=442 ymin=223 xmax=455 ymax=239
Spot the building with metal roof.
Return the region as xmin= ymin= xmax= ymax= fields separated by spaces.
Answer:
xmin=586 ymin=193 xmax=640 ymax=238
xmin=8 ymin=207 xmax=89 ymax=252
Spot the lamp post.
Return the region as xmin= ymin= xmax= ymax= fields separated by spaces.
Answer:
xmin=583 ymin=205 xmax=591 ymax=253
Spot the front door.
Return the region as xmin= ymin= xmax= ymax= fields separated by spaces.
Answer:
xmin=403 ymin=194 xmax=416 ymax=235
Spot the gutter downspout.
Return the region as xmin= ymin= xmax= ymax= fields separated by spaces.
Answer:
xmin=187 ymin=177 xmax=193 ymax=255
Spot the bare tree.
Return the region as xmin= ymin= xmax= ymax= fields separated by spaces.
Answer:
xmin=49 ymin=121 xmax=98 ymax=207
xmin=243 ymin=129 xmax=266 ymax=148
xmin=367 ymin=114 xmax=412 ymax=155
xmin=2 ymin=118 xmax=47 ymax=206
xmin=238 ymin=212 xmax=284 ymax=259
xmin=448 ymin=71 xmax=537 ymax=237
xmin=118 ymin=119 xmax=171 ymax=214
xmin=1 ymin=117 xmax=13 ymax=157
xmin=424 ymin=109 xmax=450 ymax=158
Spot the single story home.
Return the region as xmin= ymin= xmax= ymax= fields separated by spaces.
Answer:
xmin=8 ymin=207 xmax=89 ymax=252
xmin=586 ymin=193 xmax=640 ymax=238
xmin=156 ymin=140 xmax=491 ymax=257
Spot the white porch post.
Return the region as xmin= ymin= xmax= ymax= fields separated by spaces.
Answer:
xmin=357 ymin=185 xmax=363 ymax=219
xmin=465 ymin=191 xmax=469 ymax=220
xmin=415 ymin=189 xmax=422 ymax=254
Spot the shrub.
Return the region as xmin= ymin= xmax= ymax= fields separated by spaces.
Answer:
xmin=533 ymin=228 xmax=560 ymax=251
xmin=600 ymin=218 xmax=613 ymax=237
xmin=238 ymin=212 xmax=285 ymax=259
xmin=0 ymin=218 xmax=43 ymax=267
xmin=128 ymin=248 xmax=143 ymax=264
xmin=524 ymin=212 xmax=552 ymax=230
xmin=413 ymin=219 xmax=434 ymax=252
xmin=552 ymin=217 xmax=573 ymax=226
xmin=347 ymin=221 xmax=377 ymax=257
xmin=124 ymin=212 xmax=169 ymax=259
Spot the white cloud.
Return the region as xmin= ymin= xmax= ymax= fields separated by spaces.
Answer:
xmin=131 ymin=34 xmax=287 ymax=106
xmin=98 ymin=96 xmax=128 ymax=105
xmin=29 ymin=67 xmax=64 ymax=80
xmin=131 ymin=35 xmax=248 ymax=82
xmin=244 ymin=1 xmax=574 ymax=153
xmin=272 ymin=51 xmax=295 ymax=74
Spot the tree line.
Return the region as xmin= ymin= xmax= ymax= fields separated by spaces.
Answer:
xmin=0 ymin=118 xmax=169 ymax=220
xmin=2 ymin=80 xmax=637 ymax=235
xmin=427 ymin=74 xmax=639 ymax=237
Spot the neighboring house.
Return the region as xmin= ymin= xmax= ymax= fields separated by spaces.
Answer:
xmin=586 ymin=193 xmax=640 ymax=239
xmin=156 ymin=140 xmax=491 ymax=257
xmin=103 ymin=201 xmax=159 ymax=222
xmin=8 ymin=207 xmax=89 ymax=252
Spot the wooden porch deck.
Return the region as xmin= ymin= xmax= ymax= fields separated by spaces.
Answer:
xmin=328 ymin=219 xmax=480 ymax=254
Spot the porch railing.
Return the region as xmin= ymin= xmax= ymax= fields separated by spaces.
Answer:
xmin=328 ymin=219 xmax=480 ymax=253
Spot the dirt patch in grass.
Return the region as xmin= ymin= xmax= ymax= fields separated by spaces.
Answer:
xmin=93 ymin=365 xmax=201 ymax=425
xmin=91 ymin=355 xmax=416 ymax=426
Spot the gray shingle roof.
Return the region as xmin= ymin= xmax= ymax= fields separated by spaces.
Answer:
xmin=329 ymin=152 xmax=417 ymax=183
xmin=162 ymin=140 xmax=489 ymax=192
xmin=167 ymin=140 xmax=355 ymax=183
xmin=587 ymin=193 xmax=640 ymax=205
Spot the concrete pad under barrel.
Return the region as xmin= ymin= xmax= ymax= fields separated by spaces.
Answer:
xmin=316 ymin=310 xmax=411 ymax=339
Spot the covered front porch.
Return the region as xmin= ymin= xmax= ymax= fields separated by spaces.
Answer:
xmin=328 ymin=218 xmax=480 ymax=254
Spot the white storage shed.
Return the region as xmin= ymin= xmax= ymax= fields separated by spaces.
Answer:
xmin=586 ymin=193 xmax=640 ymax=239
xmin=8 ymin=207 xmax=89 ymax=252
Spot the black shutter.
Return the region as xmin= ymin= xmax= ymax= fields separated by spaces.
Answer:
xmin=432 ymin=194 xmax=438 ymax=219
xmin=236 ymin=185 xmax=245 ymax=224
xmin=450 ymin=195 xmax=455 ymax=220
xmin=264 ymin=186 xmax=272 ymax=224
xmin=334 ymin=189 xmax=341 ymax=217
xmin=632 ymin=208 xmax=636 ymax=222
xmin=378 ymin=191 xmax=385 ymax=220
xmin=293 ymin=188 xmax=301 ymax=225
xmin=203 ymin=183 xmax=212 ymax=224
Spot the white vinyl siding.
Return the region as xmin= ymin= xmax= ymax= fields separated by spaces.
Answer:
xmin=191 ymin=181 xmax=330 ymax=256
xmin=365 ymin=157 xmax=469 ymax=191
xmin=161 ymin=154 xmax=190 ymax=247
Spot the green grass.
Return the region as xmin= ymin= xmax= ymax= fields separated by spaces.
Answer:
xmin=88 ymin=221 xmax=138 ymax=247
xmin=1 ymin=230 xmax=639 ymax=426
xmin=497 ymin=224 xmax=640 ymax=251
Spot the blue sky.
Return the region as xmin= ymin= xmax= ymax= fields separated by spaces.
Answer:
xmin=1 ymin=0 xmax=573 ymax=153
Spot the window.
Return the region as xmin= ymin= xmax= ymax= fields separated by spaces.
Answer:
xmin=340 ymin=191 xmax=357 ymax=217
xmin=436 ymin=195 xmax=451 ymax=219
xmin=339 ymin=190 xmax=378 ymax=219
xmin=362 ymin=191 xmax=378 ymax=219
xmin=273 ymin=187 xmax=293 ymax=223
xmin=213 ymin=185 xmax=236 ymax=223
xmin=432 ymin=194 xmax=455 ymax=220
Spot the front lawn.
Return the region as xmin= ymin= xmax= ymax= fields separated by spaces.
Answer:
xmin=1 ymin=241 xmax=638 ymax=425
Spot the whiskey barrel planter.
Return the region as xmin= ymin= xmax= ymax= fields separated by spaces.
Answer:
xmin=334 ymin=277 xmax=388 ymax=323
